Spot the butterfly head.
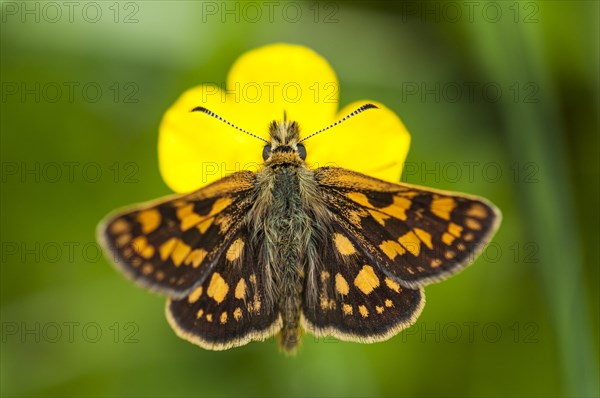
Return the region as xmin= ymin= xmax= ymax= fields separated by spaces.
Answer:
xmin=262 ymin=120 xmax=306 ymax=163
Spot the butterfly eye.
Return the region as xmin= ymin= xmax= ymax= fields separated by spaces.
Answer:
xmin=262 ymin=144 xmax=272 ymax=160
xmin=297 ymin=144 xmax=307 ymax=160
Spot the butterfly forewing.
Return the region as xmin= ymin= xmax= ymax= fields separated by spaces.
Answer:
xmin=302 ymin=224 xmax=424 ymax=342
xmin=315 ymin=167 xmax=501 ymax=287
xmin=166 ymin=226 xmax=282 ymax=350
xmin=98 ymin=171 xmax=256 ymax=298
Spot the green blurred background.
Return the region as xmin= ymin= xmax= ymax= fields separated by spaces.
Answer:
xmin=1 ymin=1 xmax=598 ymax=397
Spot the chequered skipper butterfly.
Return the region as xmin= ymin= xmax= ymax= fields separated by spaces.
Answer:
xmin=97 ymin=104 xmax=501 ymax=354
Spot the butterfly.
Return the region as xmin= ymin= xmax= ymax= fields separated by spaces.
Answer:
xmin=97 ymin=103 xmax=501 ymax=354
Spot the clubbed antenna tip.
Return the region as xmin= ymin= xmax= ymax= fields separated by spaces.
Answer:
xmin=298 ymin=103 xmax=379 ymax=143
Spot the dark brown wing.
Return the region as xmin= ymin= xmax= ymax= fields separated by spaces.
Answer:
xmin=166 ymin=226 xmax=281 ymax=350
xmin=314 ymin=167 xmax=501 ymax=288
xmin=97 ymin=171 xmax=256 ymax=299
xmin=301 ymin=223 xmax=424 ymax=342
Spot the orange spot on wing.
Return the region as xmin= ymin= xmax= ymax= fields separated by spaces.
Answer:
xmin=188 ymin=286 xmax=203 ymax=303
xmin=466 ymin=203 xmax=488 ymax=219
xmin=347 ymin=192 xmax=411 ymax=221
xmin=334 ymin=233 xmax=355 ymax=255
xmin=368 ymin=209 xmax=390 ymax=225
xmin=342 ymin=304 xmax=353 ymax=315
xmin=226 ymin=238 xmax=244 ymax=261
xmin=137 ymin=209 xmax=161 ymax=234
xmin=116 ymin=233 xmax=132 ymax=248
xmin=354 ymin=265 xmax=380 ymax=295
xmin=414 ymin=228 xmax=433 ymax=249
xmin=358 ymin=305 xmax=369 ymax=318
xmin=465 ymin=218 xmax=482 ymax=231
xmin=448 ymin=222 xmax=463 ymax=236
xmin=141 ymin=263 xmax=153 ymax=275
xmin=177 ymin=204 xmax=205 ymax=231
xmin=442 ymin=233 xmax=455 ymax=245
xmin=346 ymin=192 xmax=371 ymax=208
xmin=431 ymin=197 xmax=456 ymax=220
xmin=171 ymin=240 xmax=192 ymax=266
xmin=110 ymin=219 xmax=130 ymax=234
xmin=131 ymin=236 xmax=155 ymax=259
xmin=235 ymin=278 xmax=247 ymax=299
xmin=233 ymin=307 xmax=243 ymax=320
xmin=159 ymin=238 xmax=178 ymax=261
xmin=207 ymin=273 xmax=229 ymax=303
xmin=398 ymin=230 xmax=422 ymax=257
xmin=379 ymin=240 xmax=405 ymax=260
xmin=184 ymin=249 xmax=208 ymax=268
xmin=209 ymin=197 xmax=233 ymax=216
xmin=335 ymin=273 xmax=350 ymax=295
xmin=380 ymin=196 xmax=412 ymax=221
xmin=197 ymin=218 xmax=213 ymax=234
xmin=384 ymin=277 xmax=401 ymax=293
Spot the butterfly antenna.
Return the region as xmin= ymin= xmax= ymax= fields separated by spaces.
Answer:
xmin=191 ymin=106 xmax=269 ymax=143
xmin=298 ymin=103 xmax=378 ymax=143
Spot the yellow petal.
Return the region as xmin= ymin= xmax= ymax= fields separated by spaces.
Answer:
xmin=159 ymin=44 xmax=411 ymax=192
xmin=158 ymin=85 xmax=264 ymax=193
xmin=159 ymin=43 xmax=339 ymax=193
xmin=227 ymin=43 xmax=339 ymax=134
xmin=305 ymin=100 xmax=410 ymax=182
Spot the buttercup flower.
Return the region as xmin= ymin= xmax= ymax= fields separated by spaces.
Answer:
xmin=159 ymin=43 xmax=411 ymax=193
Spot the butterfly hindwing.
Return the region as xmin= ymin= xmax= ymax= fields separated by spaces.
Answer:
xmin=315 ymin=167 xmax=501 ymax=288
xmin=301 ymin=224 xmax=424 ymax=342
xmin=98 ymin=171 xmax=256 ymax=299
xmin=166 ymin=226 xmax=282 ymax=350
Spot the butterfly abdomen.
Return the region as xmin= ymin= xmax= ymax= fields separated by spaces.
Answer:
xmin=249 ymin=163 xmax=324 ymax=354
xmin=270 ymin=167 xmax=307 ymax=353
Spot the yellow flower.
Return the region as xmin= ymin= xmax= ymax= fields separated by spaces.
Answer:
xmin=159 ymin=43 xmax=411 ymax=193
